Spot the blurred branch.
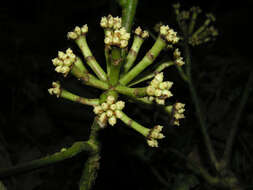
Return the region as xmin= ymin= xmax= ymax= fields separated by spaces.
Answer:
xmin=0 ymin=141 xmax=93 ymax=179
xmin=183 ymin=41 xmax=218 ymax=170
xmin=222 ymin=72 xmax=253 ymax=168
xmin=79 ymin=118 xmax=101 ymax=190
xmin=119 ymin=0 xmax=138 ymax=33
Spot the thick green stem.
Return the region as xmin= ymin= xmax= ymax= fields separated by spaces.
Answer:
xmin=128 ymin=61 xmax=174 ymax=87
xmin=79 ymin=118 xmax=101 ymax=190
xmin=124 ymin=36 xmax=144 ymax=73
xmin=109 ymin=47 xmax=122 ymax=86
xmin=76 ymin=36 xmax=107 ymax=81
xmin=119 ymin=111 xmax=149 ymax=137
xmin=60 ymin=89 xmax=99 ymax=106
xmin=184 ymin=41 xmax=218 ymax=169
xmin=120 ymin=36 xmax=167 ymax=85
xmin=71 ymin=66 xmax=109 ymax=90
xmin=0 ymin=142 xmax=92 ymax=178
xmin=121 ymin=0 xmax=138 ymax=33
xmin=222 ymin=72 xmax=253 ymax=168
xmin=115 ymin=85 xmax=147 ymax=97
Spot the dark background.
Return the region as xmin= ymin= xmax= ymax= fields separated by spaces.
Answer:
xmin=0 ymin=0 xmax=252 ymax=189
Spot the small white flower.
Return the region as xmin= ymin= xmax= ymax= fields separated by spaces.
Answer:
xmin=67 ymin=25 xmax=88 ymax=40
xmin=115 ymin=101 xmax=125 ymax=110
xmin=48 ymin=81 xmax=61 ymax=98
xmin=108 ymin=116 xmax=117 ymax=126
xmin=101 ymin=102 xmax=109 ymax=111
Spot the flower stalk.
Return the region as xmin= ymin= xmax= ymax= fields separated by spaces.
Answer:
xmin=123 ymin=27 xmax=149 ymax=73
xmin=68 ymin=25 xmax=107 ymax=81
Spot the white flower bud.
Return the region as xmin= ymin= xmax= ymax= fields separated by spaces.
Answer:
xmin=150 ymin=79 xmax=160 ymax=88
xmin=81 ymin=24 xmax=88 ymax=34
xmin=147 ymin=86 xmax=156 ymax=96
xmin=135 ymin=26 xmax=142 ymax=36
xmin=74 ymin=26 xmax=81 ymax=35
xmin=110 ymin=104 xmax=117 ymax=111
xmin=162 ymin=90 xmax=173 ymax=98
xmin=155 ymin=98 xmax=165 ymax=105
xmin=48 ymin=81 xmax=61 ymax=98
xmin=120 ymin=40 xmax=128 ymax=48
xmin=93 ymin=106 xmax=103 ymax=114
xmin=147 ymin=139 xmax=158 ymax=147
xmin=101 ymin=102 xmax=109 ymax=111
xmin=106 ymin=96 xmax=115 ymax=105
xmin=173 ymin=48 xmax=181 ymax=58
xmin=104 ymin=37 xmax=112 ymax=45
xmin=100 ymin=17 xmax=107 ymax=28
xmin=99 ymin=112 xmax=107 ymax=124
xmin=141 ymin=31 xmax=149 ymax=39
xmin=148 ymin=96 xmax=155 ymax=101
xmin=155 ymin=72 xmax=164 ymax=82
xmin=55 ymin=66 xmax=63 ymax=73
xmin=106 ymin=110 xmax=114 ymax=117
xmin=115 ymin=101 xmax=125 ymax=110
xmin=108 ymin=116 xmax=117 ymax=126
xmin=160 ymin=25 xmax=169 ymax=35
xmin=159 ymin=82 xmax=168 ymax=90
xmin=164 ymin=81 xmax=173 ymax=89
xmin=155 ymin=89 xmax=162 ymax=97
xmin=67 ymin=32 xmax=78 ymax=40
xmin=58 ymin=51 xmax=65 ymax=59
xmin=115 ymin=110 xmax=122 ymax=118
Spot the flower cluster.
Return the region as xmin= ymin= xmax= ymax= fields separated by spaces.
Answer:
xmin=160 ymin=25 xmax=180 ymax=44
xmin=173 ymin=48 xmax=185 ymax=66
xmin=189 ymin=25 xmax=218 ymax=46
xmin=93 ymin=96 xmax=125 ymax=127
xmin=52 ymin=48 xmax=76 ymax=77
xmin=101 ymin=15 xmax=130 ymax=48
xmin=100 ymin=15 xmax=122 ymax=30
xmin=67 ymin=25 xmax=88 ymax=40
xmin=146 ymin=72 xmax=173 ymax=105
xmin=134 ymin=26 xmax=149 ymax=39
xmin=147 ymin=125 xmax=165 ymax=147
xmin=48 ymin=81 xmax=61 ymax=98
xmin=104 ymin=28 xmax=130 ymax=48
xmin=172 ymin=102 xmax=185 ymax=126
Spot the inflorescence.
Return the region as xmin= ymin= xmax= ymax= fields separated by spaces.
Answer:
xmin=173 ymin=3 xmax=218 ymax=46
xmin=48 ymin=14 xmax=185 ymax=147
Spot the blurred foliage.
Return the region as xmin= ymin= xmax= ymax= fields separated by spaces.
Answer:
xmin=0 ymin=0 xmax=252 ymax=189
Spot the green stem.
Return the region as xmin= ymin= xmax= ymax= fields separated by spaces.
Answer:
xmin=119 ymin=111 xmax=149 ymax=137
xmin=167 ymin=148 xmax=220 ymax=185
xmin=76 ymin=36 xmax=107 ymax=81
xmin=128 ymin=61 xmax=174 ymax=87
xmin=71 ymin=66 xmax=109 ymax=90
xmin=120 ymin=36 xmax=167 ymax=85
xmin=79 ymin=118 xmax=101 ymax=190
xmin=115 ymin=85 xmax=147 ymax=97
xmin=192 ymin=19 xmax=211 ymax=39
xmin=0 ymin=142 xmax=92 ymax=178
xmin=124 ymin=35 xmax=144 ymax=73
xmin=109 ymin=47 xmax=122 ymax=86
xmin=176 ymin=65 xmax=189 ymax=83
xmin=105 ymin=45 xmax=111 ymax=76
xmin=121 ymin=0 xmax=138 ymax=33
xmin=60 ymin=89 xmax=99 ymax=106
xmin=222 ymin=72 xmax=253 ymax=168
xmin=188 ymin=11 xmax=198 ymax=35
xmin=184 ymin=41 xmax=218 ymax=169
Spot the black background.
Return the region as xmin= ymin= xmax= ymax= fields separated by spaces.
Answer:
xmin=0 ymin=0 xmax=252 ymax=189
